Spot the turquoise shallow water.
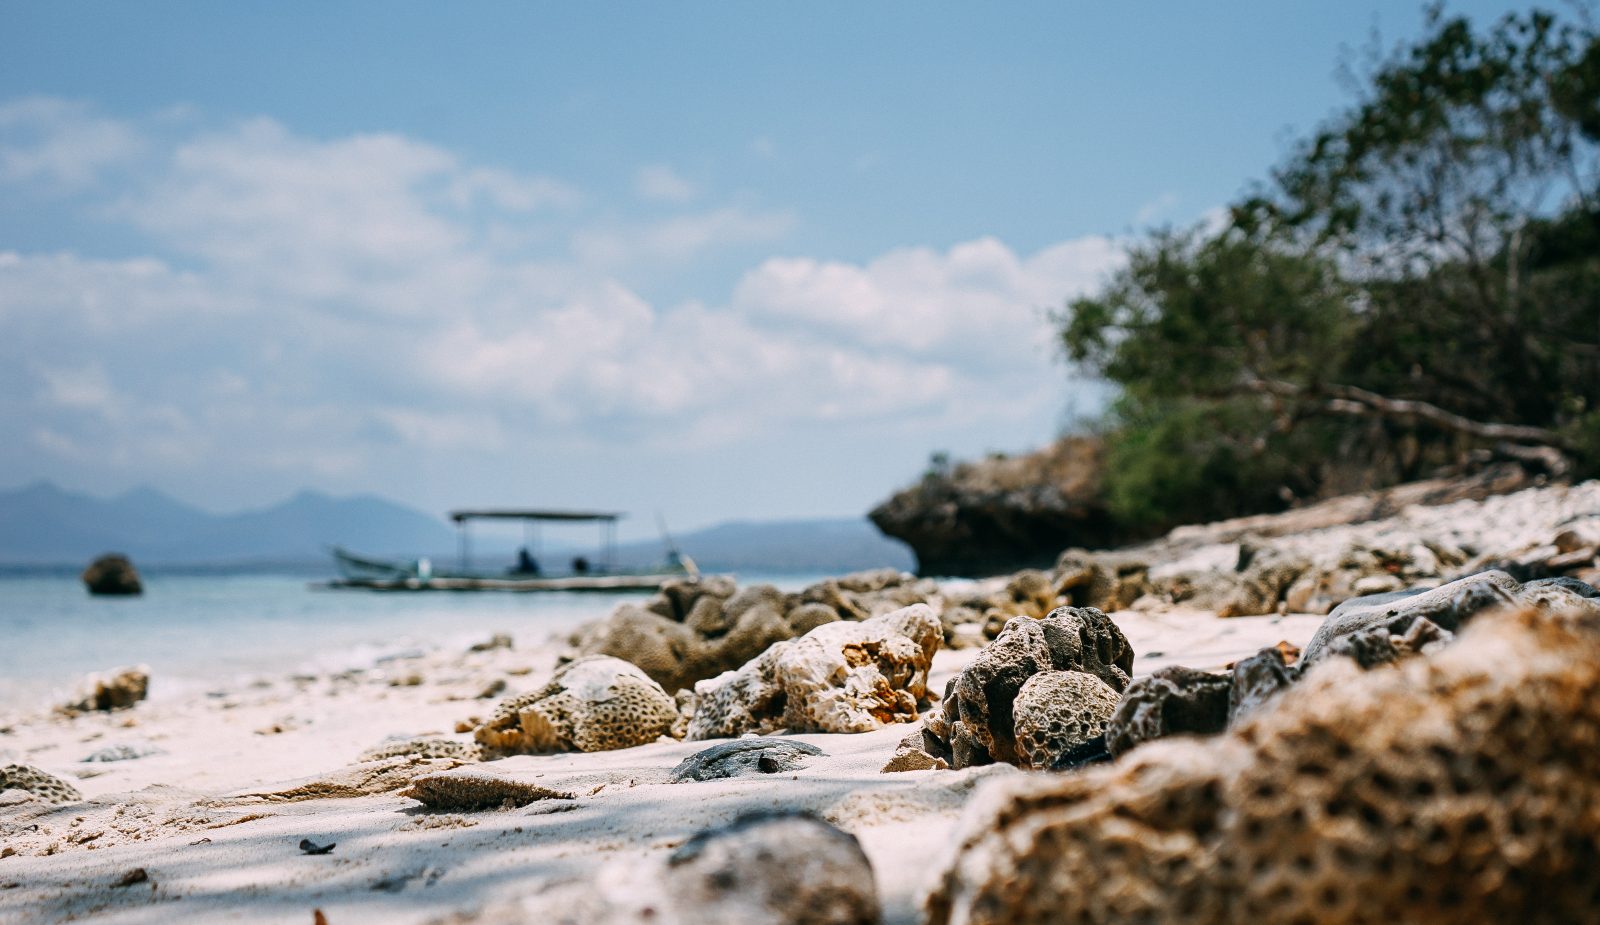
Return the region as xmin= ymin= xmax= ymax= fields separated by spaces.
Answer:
xmin=0 ymin=571 xmax=827 ymax=709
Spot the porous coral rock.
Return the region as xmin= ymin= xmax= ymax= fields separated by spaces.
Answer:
xmin=476 ymin=656 xmax=678 ymax=756
xmin=930 ymin=607 xmax=1133 ymax=768
xmin=685 ymin=604 xmax=941 ymax=740
xmin=359 ymin=737 xmax=481 ymax=763
xmin=1104 ymin=665 xmax=1232 ymax=759
xmin=0 ymin=764 xmax=83 ymax=804
xmin=1010 ymin=671 xmax=1120 ymax=770
xmin=927 ymin=602 xmax=1600 ymax=925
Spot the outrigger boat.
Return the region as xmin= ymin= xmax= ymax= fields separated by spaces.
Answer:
xmin=326 ymin=508 xmax=696 ymax=592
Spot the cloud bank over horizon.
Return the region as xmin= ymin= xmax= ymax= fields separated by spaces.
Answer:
xmin=0 ymin=96 xmax=1122 ymax=524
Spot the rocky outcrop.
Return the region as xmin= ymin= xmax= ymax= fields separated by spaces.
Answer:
xmin=927 ymin=599 xmax=1600 ymax=925
xmin=869 ymin=436 xmax=1121 ymax=576
xmin=81 ymin=554 xmax=142 ymax=596
xmin=475 ymin=656 xmax=678 ymax=756
xmin=685 ymin=604 xmax=941 ymax=740
xmin=569 ymin=571 xmax=940 ymax=692
xmin=918 ymin=607 xmax=1133 ymax=769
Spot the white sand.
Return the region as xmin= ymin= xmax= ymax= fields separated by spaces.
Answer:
xmin=0 ymin=608 xmax=1324 ymax=925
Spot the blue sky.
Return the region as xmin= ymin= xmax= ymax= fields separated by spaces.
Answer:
xmin=0 ymin=1 xmax=1543 ymax=535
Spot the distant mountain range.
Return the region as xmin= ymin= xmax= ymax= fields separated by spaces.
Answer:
xmin=0 ymin=482 xmax=914 ymax=575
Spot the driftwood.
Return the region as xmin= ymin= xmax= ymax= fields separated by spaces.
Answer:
xmin=1242 ymin=377 xmax=1574 ymax=476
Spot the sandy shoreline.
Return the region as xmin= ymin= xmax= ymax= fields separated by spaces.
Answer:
xmin=0 ymin=607 xmax=1321 ymax=924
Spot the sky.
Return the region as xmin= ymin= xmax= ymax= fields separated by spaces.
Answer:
xmin=0 ymin=1 xmax=1544 ymax=536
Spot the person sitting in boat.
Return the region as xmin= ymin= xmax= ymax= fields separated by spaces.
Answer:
xmin=572 ymin=555 xmax=590 ymax=575
xmin=511 ymin=547 xmax=540 ymax=576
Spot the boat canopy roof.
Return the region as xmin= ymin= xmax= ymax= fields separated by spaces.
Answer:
xmin=449 ymin=508 xmax=624 ymax=524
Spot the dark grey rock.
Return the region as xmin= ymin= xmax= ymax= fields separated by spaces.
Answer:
xmin=1105 ymin=666 xmax=1231 ymax=758
xmin=82 ymin=554 xmax=142 ymax=596
xmin=670 ymin=738 xmax=825 ymax=782
xmin=1228 ymin=647 xmax=1296 ymax=721
xmin=1300 ymin=570 xmax=1520 ymax=667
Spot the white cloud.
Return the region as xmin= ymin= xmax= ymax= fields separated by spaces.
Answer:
xmin=634 ymin=164 xmax=696 ymax=203
xmin=0 ymin=97 xmax=144 ymax=187
xmin=0 ymin=99 xmax=1125 ymax=501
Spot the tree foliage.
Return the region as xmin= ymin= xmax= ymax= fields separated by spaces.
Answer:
xmin=1064 ymin=5 xmax=1600 ymax=531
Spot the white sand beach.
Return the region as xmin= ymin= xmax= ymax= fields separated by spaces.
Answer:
xmin=0 ymin=607 xmax=1321 ymax=925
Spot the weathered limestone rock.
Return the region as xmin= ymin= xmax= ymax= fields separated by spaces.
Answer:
xmin=882 ymin=728 xmax=951 ymax=772
xmin=927 ymin=602 xmax=1600 ymax=925
xmin=572 ymin=604 xmax=707 ymax=693
xmin=0 ymin=764 xmax=83 ymax=804
xmin=1010 ymin=671 xmax=1120 ymax=770
xmin=926 ymin=607 xmax=1133 ymax=768
xmin=1104 ymin=666 xmax=1231 ymax=758
xmin=686 ymin=604 xmax=941 ymax=740
xmin=476 ymin=656 xmax=678 ymax=756
xmin=61 ymin=665 xmax=149 ymax=713
xmin=670 ymin=738 xmax=825 ymax=782
xmin=82 ymin=553 xmax=142 ymax=596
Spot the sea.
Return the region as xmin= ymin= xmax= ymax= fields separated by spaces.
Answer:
xmin=0 ymin=569 xmax=830 ymax=710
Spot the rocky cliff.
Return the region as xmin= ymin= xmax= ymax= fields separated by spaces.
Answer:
xmin=868 ymin=436 xmax=1120 ymax=576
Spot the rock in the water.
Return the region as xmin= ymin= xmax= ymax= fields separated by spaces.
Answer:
xmin=670 ymin=738 xmax=825 ymax=782
xmin=686 ymin=604 xmax=941 ymax=740
xmin=926 ymin=602 xmax=1600 ymax=925
xmin=476 ymin=656 xmax=678 ymax=756
xmin=928 ymin=607 xmax=1132 ymax=768
xmin=1105 ymin=666 xmax=1231 ymax=759
xmin=1010 ymin=671 xmax=1120 ymax=770
xmin=82 ymin=553 xmax=142 ymax=596
xmin=61 ymin=665 xmax=150 ymax=713
xmin=0 ymin=764 xmax=83 ymax=804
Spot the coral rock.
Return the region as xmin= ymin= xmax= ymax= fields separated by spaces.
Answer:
xmin=1105 ymin=666 xmax=1231 ymax=759
xmin=476 ymin=656 xmax=678 ymax=756
xmin=686 ymin=604 xmax=941 ymax=739
xmin=670 ymin=738 xmax=825 ymax=782
xmin=1010 ymin=670 xmax=1120 ymax=770
xmin=931 ymin=607 xmax=1133 ymax=768
xmin=927 ymin=602 xmax=1600 ymax=925
xmin=0 ymin=764 xmax=83 ymax=804
xmin=62 ymin=665 xmax=150 ymax=713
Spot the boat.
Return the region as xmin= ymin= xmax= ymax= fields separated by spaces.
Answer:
xmin=324 ymin=508 xmax=697 ymax=592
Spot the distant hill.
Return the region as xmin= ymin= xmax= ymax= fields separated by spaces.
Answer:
xmin=0 ymin=482 xmax=456 ymax=565
xmin=0 ymin=482 xmax=915 ymax=575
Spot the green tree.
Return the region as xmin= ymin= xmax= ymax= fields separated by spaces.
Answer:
xmin=1063 ymin=5 xmax=1600 ymax=530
